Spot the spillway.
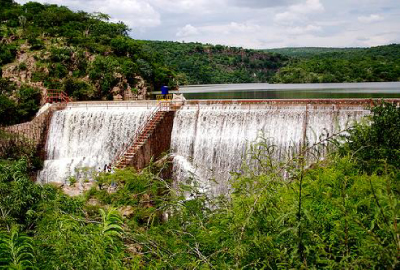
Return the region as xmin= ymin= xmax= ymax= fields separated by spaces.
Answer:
xmin=38 ymin=101 xmax=370 ymax=196
xmin=38 ymin=106 xmax=152 ymax=184
xmin=170 ymin=103 xmax=369 ymax=196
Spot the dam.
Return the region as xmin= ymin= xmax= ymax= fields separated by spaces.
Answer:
xmin=27 ymin=98 xmax=387 ymax=196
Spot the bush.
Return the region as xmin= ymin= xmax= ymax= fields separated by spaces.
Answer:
xmin=340 ymin=101 xmax=400 ymax=172
xmin=0 ymin=94 xmax=17 ymax=125
xmin=63 ymin=78 xmax=95 ymax=101
xmin=28 ymin=37 xmax=44 ymax=50
xmin=15 ymin=86 xmax=41 ymax=122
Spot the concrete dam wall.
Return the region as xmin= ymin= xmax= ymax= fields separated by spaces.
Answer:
xmin=29 ymin=99 xmax=384 ymax=196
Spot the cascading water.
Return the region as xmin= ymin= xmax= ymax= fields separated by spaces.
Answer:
xmin=170 ymin=103 xmax=369 ymax=196
xmin=38 ymin=106 xmax=152 ymax=184
xmin=38 ymin=102 xmax=369 ymax=197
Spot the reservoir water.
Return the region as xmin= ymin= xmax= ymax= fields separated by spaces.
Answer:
xmin=153 ymin=82 xmax=400 ymax=99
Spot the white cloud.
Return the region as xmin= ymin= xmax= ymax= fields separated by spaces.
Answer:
xmin=176 ymin=24 xmax=200 ymax=37
xmin=290 ymin=0 xmax=324 ymax=14
xmin=286 ymin=24 xmax=322 ymax=35
xmin=15 ymin=0 xmax=161 ymax=29
xmin=14 ymin=0 xmax=400 ymax=48
xmin=226 ymin=22 xmax=261 ymax=33
xmin=231 ymin=0 xmax=301 ymax=8
xmin=97 ymin=0 xmax=161 ymax=29
xmin=358 ymin=14 xmax=384 ymax=23
xmin=188 ymin=22 xmax=261 ymax=36
xmin=274 ymin=0 xmax=324 ymax=25
xmin=148 ymin=0 xmax=225 ymax=14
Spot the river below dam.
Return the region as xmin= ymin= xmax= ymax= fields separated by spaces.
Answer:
xmin=38 ymin=101 xmax=370 ymax=196
xmin=153 ymin=82 xmax=400 ymax=99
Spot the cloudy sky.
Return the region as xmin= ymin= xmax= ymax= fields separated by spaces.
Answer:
xmin=15 ymin=0 xmax=400 ymax=49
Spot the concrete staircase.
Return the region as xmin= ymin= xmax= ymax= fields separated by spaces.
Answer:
xmin=113 ymin=101 xmax=172 ymax=169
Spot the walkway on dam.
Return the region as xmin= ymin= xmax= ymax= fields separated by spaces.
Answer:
xmin=63 ymin=98 xmax=400 ymax=109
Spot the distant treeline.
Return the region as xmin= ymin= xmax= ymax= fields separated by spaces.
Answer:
xmin=0 ymin=0 xmax=399 ymax=107
xmin=141 ymin=41 xmax=288 ymax=85
xmin=269 ymin=44 xmax=400 ymax=83
xmin=143 ymin=41 xmax=400 ymax=84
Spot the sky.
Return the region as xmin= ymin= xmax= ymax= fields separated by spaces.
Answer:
xmin=14 ymin=0 xmax=400 ymax=49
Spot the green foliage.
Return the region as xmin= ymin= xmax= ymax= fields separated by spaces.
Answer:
xmin=0 ymin=43 xmax=18 ymax=66
xmin=0 ymin=94 xmax=18 ymax=125
xmin=89 ymin=56 xmax=119 ymax=99
xmin=34 ymin=207 xmax=126 ymax=269
xmin=28 ymin=37 xmax=44 ymax=50
xmin=0 ymin=159 xmax=44 ymax=231
xmin=340 ymin=101 xmax=400 ymax=172
xmin=15 ymin=86 xmax=41 ymax=122
xmin=265 ymin=47 xmax=361 ymax=57
xmin=0 ymin=1 xmax=177 ymax=103
xmin=63 ymin=78 xmax=95 ymax=101
xmin=1 ymin=103 xmax=399 ymax=268
xmin=0 ymin=228 xmax=36 ymax=269
xmin=272 ymin=44 xmax=400 ymax=83
xmin=0 ymin=80 xmax=41 ymax=125
xmin=88 ymin=168 xmax=169 ymax=227
xmin=142 ymin=41 xmax=289 ymax=85
xmin=130 ymin=156 xmax=398 ymax=268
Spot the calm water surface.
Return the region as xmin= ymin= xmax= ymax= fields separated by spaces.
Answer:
xmin=153 ymin=82 xmax=400 ymax=99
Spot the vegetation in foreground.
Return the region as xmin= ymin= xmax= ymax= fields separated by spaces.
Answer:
xmin=0 ymin=102 xmax=399 ymax=269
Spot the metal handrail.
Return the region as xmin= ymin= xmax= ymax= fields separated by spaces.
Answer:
xmin=112 ymin=101 xmax=171 ymax=167
xmin=46 ymin=89 xmax=70 ymax=104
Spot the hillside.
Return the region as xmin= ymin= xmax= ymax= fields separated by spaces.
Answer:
xmin=264 ymin=47 xmax=361 ymax=57
xmin=0 ymin=0 xmax=177 ymax=125
xmin=141 ymin=41 xmax=289 ymax=84
xmin=270 ymin=44 xmax=400 ymax=83
xmin=142 ymin=42 xmax=400 ymax=84
xmin=1 ymin=0 xmax=399 ymax=125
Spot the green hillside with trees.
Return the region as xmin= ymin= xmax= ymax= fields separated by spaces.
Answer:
xmin=1 ymin=0 xmax=399 ymax=124
xmin=140 ymin=42 xmax=400 ymax=84
xmin=0 ymin=0 xmax=177 ymax=125
xmin=268 ymin=44 xmax=400 ymax=83
xmin=264 ymin=47 xmax=361 ymax=57
xmin=141 ymin=41 xmax=289 ymax=84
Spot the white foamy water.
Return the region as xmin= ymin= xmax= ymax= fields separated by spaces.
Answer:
xmin=171 ymin=104 xmax=369 ymax=196
xmin=38 ymin=107 xmax=151 ymax=184
xmin=39 ymin=103 xmax=369 ymax=197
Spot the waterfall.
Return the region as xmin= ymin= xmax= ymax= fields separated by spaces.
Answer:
xmin=170 ymin=103 xmax=369 ymax=196
xmin=38 ymin=102 xmax=370 ymax=197
xmin=38 ymin=106 xmax=152 ymax=184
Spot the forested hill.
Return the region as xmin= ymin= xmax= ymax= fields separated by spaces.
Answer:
xmin=141 ymin=41 xmax=289 ymax=84
xmin=0 ymin=0 xmax=177 ymax=125
xmin=264 ymin=47 xmax=361 ymax=58
xmin=0 ymin=0 xmax=399 ymax=123
xmin=268 ymin=44 xmax=400 ymax=83
xmin=141 ymin=41 xmax=400 ymax=84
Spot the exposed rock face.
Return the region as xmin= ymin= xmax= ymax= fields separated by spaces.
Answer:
xmin=112 ymin=75 xmax=148 ymax=101
xmin=2 ymin=43 xmax=49 ymax=104
xmin=2 ymin=42 xmax=150 ymax=104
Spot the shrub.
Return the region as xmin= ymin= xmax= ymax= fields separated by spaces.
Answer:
xmin=340 ymin=101 xmax=400 ymax=172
